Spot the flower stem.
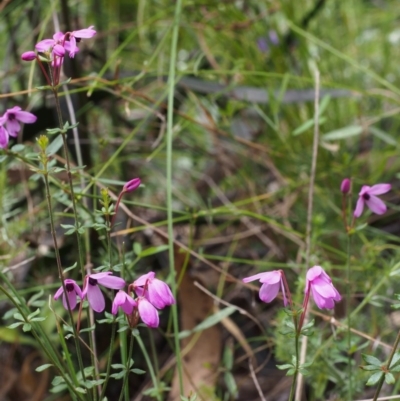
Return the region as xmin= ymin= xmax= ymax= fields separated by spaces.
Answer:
xmin=346 ymin=233 xmax=353 ymax=400
xmin=118 ymin=331 xmax=135 ymax=401
xmin=166 ymin=0 xmax=184 ymax=394
xmin=99 ymin=317 xmax=117 ymax=400
xmin=372 ymin=329 xmax=400 ymax=401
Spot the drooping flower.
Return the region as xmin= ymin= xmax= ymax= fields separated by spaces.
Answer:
xmin=354 ymin=183 xmax=391 ymax=218
xmin=54 ymin=279 xmax=83 ymax=310
xmin=305 ymin=266 xmax=341 ymax=310
xmin=133 ymin=271 xmax=175 ymax=309
xmin=242 ymin=270 xmax=287 ymax=306
xmin=82 ymin=272 xmax=126 ymax=312
xmin=0 ymin=106 xmax=37 ymax=149
xmin=123 ymin=177 xmax=141 ymax=193
xmin=137 ymin=297 xmax=159 ymax=328
xmin=64 ymin=26 xmax=96 ymax=58
xmin=112 ymin=290 xmax=137 ymax=315
xmin=340 ymin=178 xmax=351 ymax=194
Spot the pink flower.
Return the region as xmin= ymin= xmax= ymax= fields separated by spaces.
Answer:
xmin=340 ymin=178 xmax=351 ymax=194
xmin=306 ymin=266 xmax=341 ymax=309
xmin=54 ymin=279 xmax=83 ymax=310
xmin=0 ymin=106 xmax=37 ymax=149
xmin=123 ymin=177 xmax=141 ymax=192
xmin=137 ymin=297 xmax=159 ymax=328
xmin=133 ymin=272 xmax=175 ymax=309
xmin=82 ymin=272 xmax=126 ymax=312
xmin=64 ymin=26 xmax=96 ymax=58
xmin=354 ymin=183 xmax=391 ymax=218
xmin=35 ymin=32 xmax=65 ymax=54
xmin=112 ymin=290 xmax=137 ymax=315
xmin=242 ymin=270 xmax=287 ymax=306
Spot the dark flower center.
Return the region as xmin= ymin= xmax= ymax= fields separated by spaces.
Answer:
xmin=362 ymin=193 xmax=370 ymax=201
xmin=66 ymin=283 xmax=74 ymax=292
xmin=8 ymin=113 xmax=15 ymax=121
xmin=88 ymin=277 xmax=98 ymax=286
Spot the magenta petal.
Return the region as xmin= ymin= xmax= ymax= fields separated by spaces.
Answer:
xmin=306 ymin=266 xmax=323 ymax=282
xmin=53 ymin=32 xmax=65 ymax=41
xmin=0 ymin=127 xmax=9 ymax=148
xmin=353 ymin=197 xmax=365 ymax=218
xmin=54 ymin=285 xmax=64 ymax=300
xmin=134 ymin=272 xmax=155 ymax=287
xmin=258 ymin=282 xmax=280 ymax=303
xmin=258 ymin=270 xmax=282 ymax=284
xmin=73 ymin=26 xmax=96 ymax=38
xmin=97 ymin=274 xmax=126 ymax=289
xmin=87 ymin=285 xmax=105 ymax=312
xmin=13 ymin=110 xmax=37 ymax=124
xmin=123 ymin=178 xmax=141 ymax=192
xmin=148 ymin=279 xmax=175 ymax=309
xmin=366 ymin=196 xmax=387 ymax=215
xmin=368 ymin=184 xmax=391 ymax=195
xmin=53 ymin=44 xmax=65 ymax=57
xmin=64 ymin=290 xmax=77 ymax=310
xmin=6 ymin=119 xmax=20 ymax=137
xmin=138 ymin=298 xmax=159 ymax=328
xmin=242 ymin=271 xmax=280 ymax=284
xmin=35 ymin=39 xmax=55 ymax=52
xmin=242 ymin=272 xmax=267 ymax=283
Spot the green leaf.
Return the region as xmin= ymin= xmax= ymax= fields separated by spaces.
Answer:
xmin=366 ymin=371 xmax=384 ymax=386
xmin=292 ymin=116 xmax=327 ymax=136
xmin=36 ymin=363 xmax=53 ymax=372
xmin=46 ymin=135 xmax=63 ymax=156
xmin=276 ymin=363 xmax=293 ymax=370
xmin=369 ymin=126 xmax=397 ymax=146
xmin=130 ymin=368 xmax=146 ymax=374
xmin=139 ymin=245 xmax=169 ymax=257
xmin=224 ymin=372 xmax=238 ymax=396
xmin=22 ymin=323 xmax=32 ymax=332
xmin=385 ymin=372 xmax=395 ymax=384
xmin=323 ymin=125 xmax=363 ymax=141
xmin=389 ymin=352 xmax=400 ymax=368
xmin=11 ymin=144 xmax=25 ymax=152
xmin=362 ymin=354 xmax=382 ymax=367
xmin=7 ymin=322 xmax=24 ymax=329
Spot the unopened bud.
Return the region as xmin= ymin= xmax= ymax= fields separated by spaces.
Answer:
xmin=123 ymin=178 xmax=141 ymax=192
xmin=340 ymin=178 xmax=351 ymax=194
xmin=21 ymin=51 xmax=37 ymax=61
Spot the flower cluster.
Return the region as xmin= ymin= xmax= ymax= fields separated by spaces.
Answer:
xmin=54 ymin=271 xmax=175 ymax=328
xmin=21 ymin=26 xmax=96 ymax=86
xmin=0 ymin=107 xmax=37 ymax=149
xmin=243 ymin=266 xmax=341 ymax=311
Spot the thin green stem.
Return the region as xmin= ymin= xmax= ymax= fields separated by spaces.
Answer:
xmin=288 ymin=333 xmax=300 ymax=401
xmin=372 ymin=330 xmax=400 ymax=401
xmin=52 ymin=90 xmax=86 ymax=277
xmin=166 ymin=0 xmax=184 ymax=395
xmin=0 ymin=283 xmax=84 ymax=400
xmin=42 ymin=171 xmax=87 ymax=382
xmin=117 ymin=331 xmax=135 ymax=401
xmin=99 ymin=317 xmax=118 ymax=400
xmin=136 ymin=333 xmax=162 ymax=401
xmin=346 ymin=233 xmax=353 ymax=400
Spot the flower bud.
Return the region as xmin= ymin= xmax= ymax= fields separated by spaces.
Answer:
xmin=340 ymin=178 xmax=351 ymax=194
xmin=123 ymin=177 xmax=141 ymax=192
xmin=21 ymin=51 xmax=37 ymax=61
